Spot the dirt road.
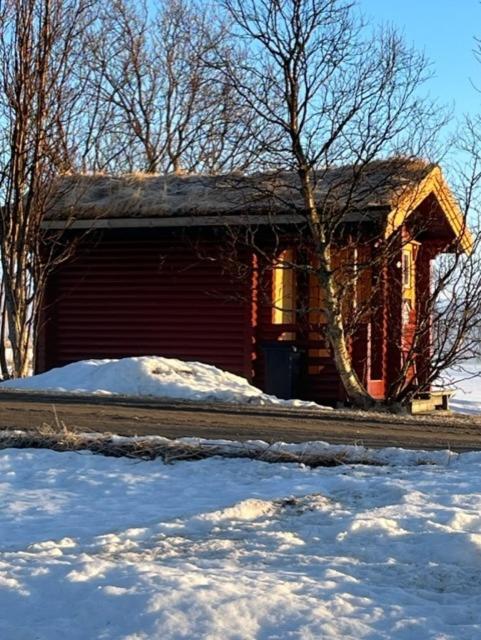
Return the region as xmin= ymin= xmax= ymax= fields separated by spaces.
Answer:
xmin=0 ymin=390 xmax=481 ymax=451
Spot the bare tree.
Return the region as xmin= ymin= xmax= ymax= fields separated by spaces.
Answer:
xmin=80 ymin=0 xmax=264 ymax=175
xmin=0 ymin=0 xmax=94 ymax=377
xmin=214 ymin=0 xmax=450 ymax=408
xmin=0 ymin=0 xmax=273 ymax=381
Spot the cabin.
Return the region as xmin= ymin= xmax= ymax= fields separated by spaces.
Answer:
xmin=38 ymin=159 xmax=472 ymax=407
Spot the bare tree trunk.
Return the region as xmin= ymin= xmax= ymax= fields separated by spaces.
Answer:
xmin=300 ymin=169 xmax=372 ymax=406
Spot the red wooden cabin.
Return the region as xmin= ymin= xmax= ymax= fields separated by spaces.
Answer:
xmin=38 ymin=160 xmax=471 ymax=406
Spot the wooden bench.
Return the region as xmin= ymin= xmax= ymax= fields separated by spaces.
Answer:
xmin=409 ymin=389 xmax=456 ymax=414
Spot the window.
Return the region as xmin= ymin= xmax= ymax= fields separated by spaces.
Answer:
xmin=402 ymin=251 xmax=412 ymax=288
xmin=402 ymin=241 xmax=419 ymax=307
xmin=272 ymin=249 xmax=296 ymax=325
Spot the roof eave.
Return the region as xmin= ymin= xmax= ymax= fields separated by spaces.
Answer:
xmin=41 ymin=212 xmax=308 ymax=231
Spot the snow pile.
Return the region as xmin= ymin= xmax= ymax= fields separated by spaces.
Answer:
xmin=0 ymin=356 xmax=328 ymax=409
xmin=3 ymin=355 xmax=481 ymax=416
xmin=1 ymin=447 xmax=481 ymax=638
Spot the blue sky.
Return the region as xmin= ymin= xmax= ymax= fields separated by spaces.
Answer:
xmin=359 ymin=0 xmax=481 ymax=119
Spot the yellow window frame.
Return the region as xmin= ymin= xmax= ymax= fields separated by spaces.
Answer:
xmin=272 ymin=249 xmax=296 ymax=325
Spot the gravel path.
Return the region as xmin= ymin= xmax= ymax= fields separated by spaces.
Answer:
xmin=0 ymin=390 xmax=480 ymax=451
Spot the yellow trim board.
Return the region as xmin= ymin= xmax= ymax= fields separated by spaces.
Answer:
xmin=385 ymin=166 xmax=473 ymax=254
xmin=272 ymin=248 xmax=296 ymax=324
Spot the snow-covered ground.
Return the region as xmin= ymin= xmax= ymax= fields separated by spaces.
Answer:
xmin=0 ymin=356 xmax=328 ymax=409
xmin=1 ymin=444 xmax=481 ymax=639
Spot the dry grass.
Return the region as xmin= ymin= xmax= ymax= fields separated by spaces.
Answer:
xmin=48 ymin=158 xmax=432 ymax=221
xmin=0 ymin=417 xmax=379 ymax=468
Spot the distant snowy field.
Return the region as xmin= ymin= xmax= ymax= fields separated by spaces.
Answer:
xmin=445 ymin=361 xmax=481 ymax=415
xmin=1 ymin=445 xmax=481 ymax=639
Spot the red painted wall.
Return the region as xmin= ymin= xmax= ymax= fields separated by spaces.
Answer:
xmin=37 ymin=233 xmax=256 ymax=380
xmin=37 ymin=227 xmax=435 ymax=405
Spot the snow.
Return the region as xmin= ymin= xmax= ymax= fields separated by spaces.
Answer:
xmin=446 ymin=362 xmax=481 ymax=415
xmin=0 ymin=356 xmax=329 ymax=409
xmin=1 ymin=443 xmax=481 ymax=639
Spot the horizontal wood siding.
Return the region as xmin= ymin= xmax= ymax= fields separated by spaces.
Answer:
xmin=39 ymin=236 xmax=254 ymax=379
xmin=304 ymin=332 xmax=343 ymax=406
